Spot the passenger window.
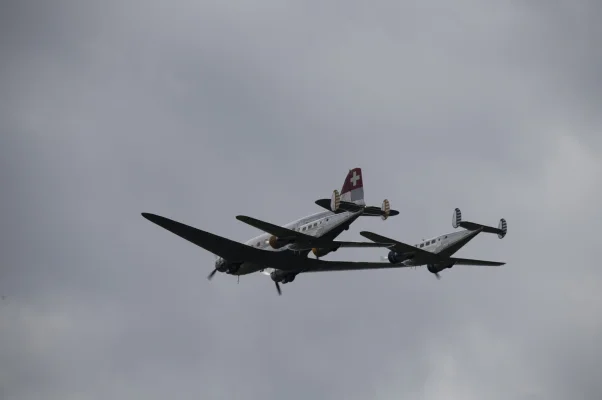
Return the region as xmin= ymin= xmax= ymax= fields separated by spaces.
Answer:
xmin=420 ymin=243 xmax=424 ymax=248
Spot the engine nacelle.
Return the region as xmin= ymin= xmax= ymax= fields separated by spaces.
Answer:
xmin=268 ymin=235 xmax=289 ymax=249
xmin=215 ymin=258 xmax=241 ymax=274
xmin=387 ymin=250 xmax=413 ymax=264
xmin=427 ymin=262 xmax=455 ymax=275
xmin=270 ymin=270 xmax=296 ymax=284
xmin=312 ymin=247 xmax=335 ymax=258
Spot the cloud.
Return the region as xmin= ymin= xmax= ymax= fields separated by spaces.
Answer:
xmin=1 ymin=1 xmax=601 ymax=399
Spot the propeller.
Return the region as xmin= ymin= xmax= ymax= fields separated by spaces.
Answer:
xmin=207 ymin=268 xmax=218 ymax=280
xmin=275 ymin=282 xmax=282 ymax=295
xmin=434 ymin=272 xmax=441 ymax=280
xmin=208 ymin=255 xmax=220 ymax=280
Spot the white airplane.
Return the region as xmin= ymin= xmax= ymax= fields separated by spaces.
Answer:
xmin=221 ymin=168 xmax=398 ymax=278
xmin=360 ymin=208 xmax=507 ymax=279
xmin=234 ymin=167 xmax=400 ymax=283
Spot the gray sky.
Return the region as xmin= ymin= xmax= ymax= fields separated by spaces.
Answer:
xmin=1 ymin=1 xmax=601 ymax=399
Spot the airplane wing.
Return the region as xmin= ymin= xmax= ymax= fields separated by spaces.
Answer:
xmin=235 ymin=215 xmax=392 ymax=249
xmin=448 ymin=257 xmax=505 ymax=266
xmin=143 ymin=213 xmax=432 ymax=281
xmin=300 ymin=259 xmax=412 ymax=273
xmin=142 ymin=213 xmax=302 ymax=271
xmin=236 ymin=215 xmax=315 ymax=241
xmin=300 ymin=257 xmax=504 ymax=274
xmin=334 ymin=241 xmax=394 ymax=248
xmin=359 ymin=231 xmax=441 ymax=262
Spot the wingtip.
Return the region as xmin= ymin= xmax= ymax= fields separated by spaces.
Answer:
xmin=141 ymin=212 xmax=162 ymax=224
xmin=141 ymin=213 xmax=174 ymax=227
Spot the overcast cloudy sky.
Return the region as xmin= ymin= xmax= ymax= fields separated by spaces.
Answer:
xmin=1 ymin=1 xmax=601 ymax=399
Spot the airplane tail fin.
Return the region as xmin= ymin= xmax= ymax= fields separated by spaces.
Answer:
xmin=497 ymin=218 xmax=507 ymax=239
xmin=314 ymin=168 xmax=398 ymax=218
xmin=452 ymin=208 xmax=507 ymax=239
xmin=340 ymin=167 xmax=365 ymax=205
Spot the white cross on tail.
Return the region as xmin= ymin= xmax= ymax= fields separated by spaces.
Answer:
xmin=350 ymin=171 xmax=361 ymax=186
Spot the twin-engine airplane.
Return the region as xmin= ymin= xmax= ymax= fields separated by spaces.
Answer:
xmin=142 ymin=212 xmax=407 ymax=295
xmin=361 ymin=208 xmax=507 ymax=279
xmin=143 ymin=168 xmax=402 ymax=294
xmin=233 ymin=168 xmax=399 ymax=266
xmin=235 ymin=168 xmax=401 ymax=286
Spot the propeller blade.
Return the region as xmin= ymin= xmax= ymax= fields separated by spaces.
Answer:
xmin=208 ymin=268 xmax=218 ymax=280
xmin=275 ymin=282 xmax=282 ymax=295
xmin=435 ymin=272 xmax=441 ymax=280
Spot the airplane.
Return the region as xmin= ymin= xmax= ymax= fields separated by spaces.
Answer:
xmin=141 ymin=168 xmax=401 ymax=294
xmin=217 ymin=167 xmax=399 ymax=270
xmin=142 ymin=212 xmax=408 ymax=295
xmin=359 ymin=208 xmax=507 ymax=279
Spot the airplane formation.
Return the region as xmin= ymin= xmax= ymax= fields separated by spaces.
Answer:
xmin=142 ymin=168 xmax=507 ymax=295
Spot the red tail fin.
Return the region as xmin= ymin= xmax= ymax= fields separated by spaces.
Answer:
xmin=340 ymin=168 xmax=365 ymax=205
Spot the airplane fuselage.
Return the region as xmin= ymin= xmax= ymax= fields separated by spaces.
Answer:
xmin=217 ymin=209 xmax=364 ymax=276
xmin=397 ymin=229 xmax=479 ymax=266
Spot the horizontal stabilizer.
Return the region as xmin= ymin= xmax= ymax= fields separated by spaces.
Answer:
xmin=449 ymin=257 xmax=505 ymax=266
xmin=315 ymin=199 xmax=364 ymax=213
xmin=453 ymin=208 xmax=507 ymax=238
xmin=459 ymin=221 xmax=504 ymax=235
xmin=361 ymin=206 xmax=400 ymax=217
xmin=315 ymin=199 xmax=400 ymax=217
